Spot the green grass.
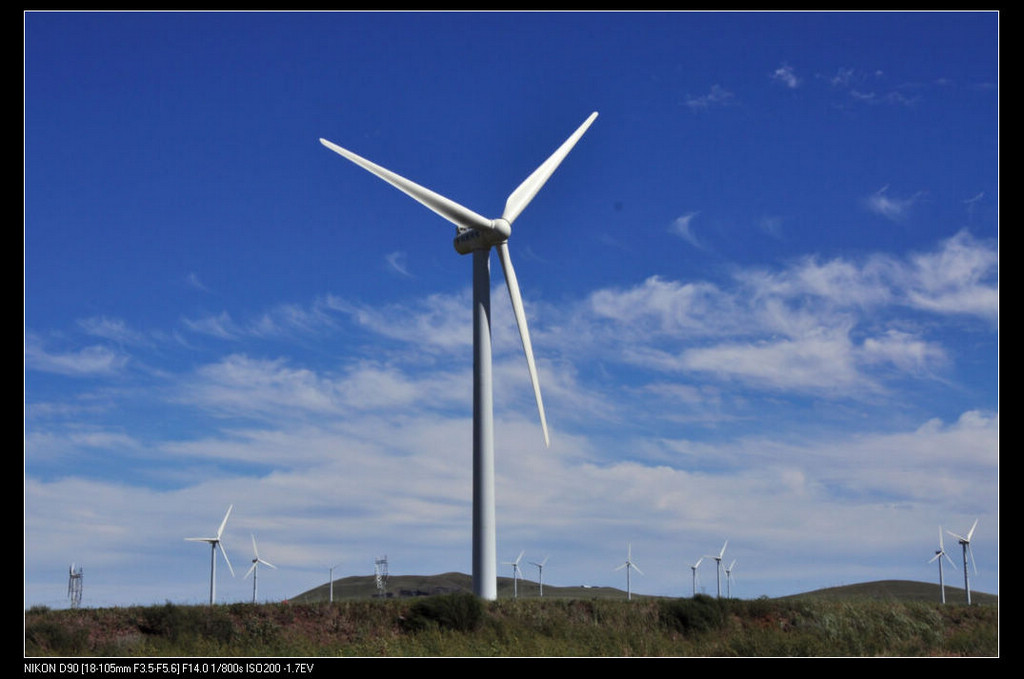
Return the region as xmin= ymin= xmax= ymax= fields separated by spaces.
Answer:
xmin=25 ymin=591 xmax=998 ymax=657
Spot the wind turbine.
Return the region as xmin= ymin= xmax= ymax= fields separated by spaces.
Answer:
xmin=503 ymin=550 xmax=525 ymax=598
xmin=320 ymin=112 xmax=598 ymax=600
xmin=244 ymin=534 xmax=277 ymax=604
xmin=328 ymin=563 xmax=341 ymax=603
xmin=689 ymin=557 xmax=703 ymax=597
xmin=946 ymin=519 xmax=979 ymax=604
xmin=185 ymin=505 xmax=235 ymax=605
xmin=724 ymin=559 xmax=737 ymax=599
xmin=530 ymin=555 xmax=550 ymax=597
xmin=615 ymin=543 xmax=643 ymax=600
xmin=929 ymin=526 xmax=957 ymax=604
xmin=704 ymin=540 xmax=728 ymax=598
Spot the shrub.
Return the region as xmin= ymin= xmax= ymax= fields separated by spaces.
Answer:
xmin=658 ymin=595 xmax=727 ymax=635
xmin=402 ymin=593 xmax=484 ymax=633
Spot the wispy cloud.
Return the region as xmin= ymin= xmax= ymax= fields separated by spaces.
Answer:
xmin=25 ymin=335 xmax=129 ymax=376
xmin=685 ymin=84 xmax=735 ymax=111
xmin=385 ymin=251 xmax=413 ymax=277
xmin=864 ymin=185 xmax=924 ymax=221
xmin=668 ymin=212 xmax=703 ymax=248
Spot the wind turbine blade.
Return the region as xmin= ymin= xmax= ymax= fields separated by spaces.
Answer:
xmin=319 ymin=138 xmax=494 ymax=233
xmin=633 ymin=564 xmax=644 ymax=576
xmin=260 ymin=559 xmax=277 ymax=570
xmin=502 ymin=112 xmax=598 ymax=225
xmin=719 ymin=540 xmax=728 ymax=558
xmin=516 ymin=550 xmax=525 ymax=565
xmin=244 ymin=562 xmax=257 ymax=579
xmin=966 ymin=519 xmax=978 ymax=542
xmin=217 ymin=505 xmax=233 ymax=539
xmin=928 ymin=553 xmax=940 ymax=564
xmin=968 ymin=545 xmax=978 ymax=574
xmin=944 ymin=553 xmax=957 ymax=569
xmin=945 ymin=529 xmax=966 ymax=542
xmin=251 ymin=533 xmax=260 ymax=559
xmin=219 ymin=542 xmax=234 ymax=577
xmin=496 ymin=241 xmax=549 ymax=446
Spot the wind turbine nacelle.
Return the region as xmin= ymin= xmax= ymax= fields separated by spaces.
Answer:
xmin=453 ymin=219 xmax=512 ymax=254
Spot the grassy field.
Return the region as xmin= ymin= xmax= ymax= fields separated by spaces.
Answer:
xmin=25 ymin=578 xmax=998 ymax=657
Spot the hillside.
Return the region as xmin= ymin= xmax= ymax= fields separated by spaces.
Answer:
xmin=291 ymin=572 xmax=998 ymax=606
xmin=25 ymin=589 xmax=998 ymax=657
xmin=781 ymin=579 xmax=998 ymax=606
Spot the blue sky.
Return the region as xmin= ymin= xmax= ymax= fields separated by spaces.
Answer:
xmin=25 ymin=11 xmax=998 ymax=609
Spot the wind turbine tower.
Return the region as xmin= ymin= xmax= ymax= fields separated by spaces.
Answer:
xmin=185 ymin=505 xmax=235 ymax=605
xmin=615 ymin=544 xmax=643 ymax=600
xmin=319 ymin=113 xmax=598 ymax=600
xmin=689 ymin=557 xmax=703 ymax=597
xmin=244 ymin=534 xmax=277 ymax=604
xmin=928 ymin=526 xmax=957 ymax=604
xmin=530 ymin=555 xmax=550 ymax=597
xmin=503 ymin=551 xmax=524 ymax=598
xmin=705 ymin=540 xmax=728 ymax=598
xmin=724 ymin=559 xmax=736 ymax=599
xmin=328 ymin=563 xmax=341 ymax=603
xmin=946 ymin=520 xmax=979 ymax=605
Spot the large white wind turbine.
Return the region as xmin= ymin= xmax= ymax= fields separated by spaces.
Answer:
xmin=244 ymin=533 xmax=277 ymax=604
xmin=530 ymin=555 xmax=550 ymax=597
xmin=615 ymin=543 xmax=643 ymax=600
xmin=185 ymin=505 xmax=235 ymax=605
xmin=946 ymin=519 xmax=979 ymax=605
xmin=320 ymin=112 xmax=598 ymax=600
xmin=704 ymin=540 xmax=728 ymax=598
xmin=503 ymin=550 xmax=525 ymax=599
xmin=689 ymin=557 xmax=703 ymax=597
xmin=929 ymin=526 xmax=957 ymax=604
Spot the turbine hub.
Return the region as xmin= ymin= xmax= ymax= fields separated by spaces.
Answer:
xmin=452 ymin=219 xmax=512 ymax=255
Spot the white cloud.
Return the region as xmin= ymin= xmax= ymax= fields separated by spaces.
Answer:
xmin=771 ymin=64 xmax=800 ymax=89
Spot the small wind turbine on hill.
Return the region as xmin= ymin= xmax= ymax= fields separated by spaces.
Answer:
xmin=530 ymin=555 xmax=550 ymax=597
xmin=946 ymin=519 xmax=979 ymax=605
xmin=615 ymin=544 xmax=643 ymax=600
xmin=185 ymin=505 xmax=234 ymax=605
xmin=724 ymin=559 xmax=737 ymax=599
xmin=689 ymin=557 xmax=703 ymax=597
xmin=928 ymin=526 xmax=957 ymax=604
xmin=319 ymin=112 xmax=598 ymax=601
xmin=705 ymin=540 xmax=728 ymax=598
xmin=244 ymin=534 xmax=277 ymax=604
xmin=503 ymin=551 xmax=525 ymax=598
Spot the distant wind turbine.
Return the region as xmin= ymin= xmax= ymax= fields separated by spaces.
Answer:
xmin=319 ymin=112 xmax=598 ymax=600
xmin=185 ymin=505 xmax=234 ymax=605
xmin=329 ymin=563 xmax=341 ymax=603
xmin=704 ymin=540 xmax=728 ymax=598
xmin=244 ymin=534 xmax=277 ymax=604
xmin=503 ymin=551 xmax=525 ymax=598
xmin=724 ymin=559 xmax=736 ymax=599
xmin=529 ymin=555 xmax=550 ymax=597
xmin=946 ymin=519 xmax=979 ymax=605
xmin=615 ymin=544 xmax=643 ymax=600
xmin=689 ymin=557 xmax=703 ymax=597
xmin=928 ymin=526 xmax=957 ymax=604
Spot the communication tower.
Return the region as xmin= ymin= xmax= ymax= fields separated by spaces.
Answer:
xmin=67 ymin=563 xmax=83 ymax=608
